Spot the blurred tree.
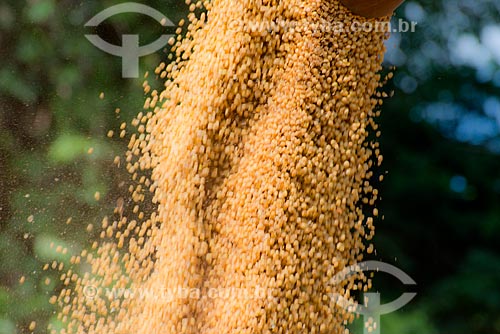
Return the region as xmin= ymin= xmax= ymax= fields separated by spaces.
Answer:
xmin=0 ymin=1 xmax=186 ymax=332
xmin=374 ymin=0 xmax=500 ymax=333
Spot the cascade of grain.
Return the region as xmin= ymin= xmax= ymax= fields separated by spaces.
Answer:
xmin=52 ymin=0 xmax=389 ymax=333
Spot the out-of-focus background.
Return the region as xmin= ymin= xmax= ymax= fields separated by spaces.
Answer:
xmin=0 ymin=0 xmax=499 ymax=333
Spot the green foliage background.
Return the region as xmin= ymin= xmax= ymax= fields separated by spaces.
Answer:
xmin=0 ymin=0 xmax=499 ymax=333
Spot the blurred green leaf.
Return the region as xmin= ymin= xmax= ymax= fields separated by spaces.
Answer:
xmin=382 ymin=309 xmax=438 ymax=334
xmin=16 ymin=33 xmax=49 ymax=63
xmin=0 ymin=69 xmax=37 ymax=103
xmin=0 ymin=4 xmax=14 ymax=29
xmin=33 ymin=234 xmax=73 ymax=263
xmin=26 ymin=0 xmax=55 ymax=23
xmin=47 ymin=134 xmax=89 ymax=163
xmin=0 ymin=288 xmax=11 ymax=315
xmin=0 ymin=318 xmax=16 ymax=334
xmin=47 ymin=316 xmax=64 ymax=334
